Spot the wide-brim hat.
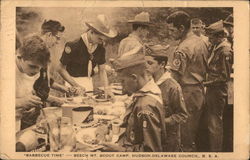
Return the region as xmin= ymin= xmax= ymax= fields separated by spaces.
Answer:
xmin=205 ymin=20 xmax=225 ymax=35
xmin=85 ymin=14 xmax=118 ymax=38
xmin=128 ymin=12 xmax=153 ymax=26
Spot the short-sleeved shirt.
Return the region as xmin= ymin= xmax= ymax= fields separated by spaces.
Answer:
xmin=171 ymin=32 xmax=208 ymax=85
xmin=118 ymin=33 xmax=143 ymax=58
xmin=60 ymin=37 xmax=106 ymax=77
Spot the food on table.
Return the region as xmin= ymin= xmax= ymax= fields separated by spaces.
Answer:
xmin=67 ymin=98 xmax=74 ymax=101
xmin=81 ymin=134 xmax=98 ymax=145
xmin=67 ymin=86 xmax=86 ymax=97
xmin=95 ymin=124 xmax=112 ymax=142
xmin=96 ymin=109 xmax=108 ymax=115
xmin=95 ymin=94 xmax=111 ymax=100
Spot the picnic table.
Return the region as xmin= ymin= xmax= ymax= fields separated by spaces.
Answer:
xmin=16 ymin=95 xmax=128 ymax=152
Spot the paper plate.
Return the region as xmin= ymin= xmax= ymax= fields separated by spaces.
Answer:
xmin=76 ymin=128 xmax=104 ymax=151
xmin=73 ymin=119 xmax=99 ymax=128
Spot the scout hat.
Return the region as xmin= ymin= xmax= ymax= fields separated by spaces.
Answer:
xmin=223 ymin=14 xmax=233 ymax=26
xmin=112 ymin=53 xmax=146 ymax=71
xmin=85 ymin=14 xmax=117 ymax=38
xmin=128 ymin=12 xmax=153 ymax=25
xmin=205 ymin=20 xmax=225 ymax=35
xmin=145 ymin=44 xmax=170 ymax=58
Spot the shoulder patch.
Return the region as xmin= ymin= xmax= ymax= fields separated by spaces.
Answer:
xmin=65 ymin=46 xmax=71 ymax=54
xmin=173 ymin=59 xmax=181 ymax=67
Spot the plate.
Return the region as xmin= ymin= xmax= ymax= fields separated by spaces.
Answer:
xmin=73 ymin=119 xmax=99 ymax=128
xmin=76 ymin=128 xmax=104 ymax=151
xmin=94 ymin=95 xmax=112 ymax=102
xmin=94 ymin=114 xmax=117 ymax=120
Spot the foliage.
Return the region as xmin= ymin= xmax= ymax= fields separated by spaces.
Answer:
xmin=16 ymin=7 xmax=233 ymax=92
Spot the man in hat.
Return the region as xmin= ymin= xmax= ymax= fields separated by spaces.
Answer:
xmin=166 ymin=11 xmax=209 ymax=151
xmin=223 ymin=14 xmax=233 ymax=46
xmin=223 ymin=14 xmax=234 ymax=151
xmin=145 ymin=45 xmax=188 ymax=152
xmin=58 ymin=15 xmax=117 ymax=96
xmin=204 ymin=20 xmax=233 ymax=152
xmin=117 ymin=12 xmax=151 ymax=58
xmin=102 ymin=53 xmax=167 ymax=152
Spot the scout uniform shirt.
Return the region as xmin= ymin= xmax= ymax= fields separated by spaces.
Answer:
xmin=118 ymin=33 xmax=143 ymax=58
xmin=60 ymin=33 xmax=106 ymax=91
xmin=171 ymin=31 xmax=208 ymax=86
xmin=205 ymin=39 xmax=232 ymax=152
xmin=119 ymin=79 xmax=167 ymax=152
xmin=155 ymin=71 xmax=188 ymax=152
xmin=171 ymin=31 xmax=208 ymax=152
xmin=206 ymin=39 xmax=233 ymax=86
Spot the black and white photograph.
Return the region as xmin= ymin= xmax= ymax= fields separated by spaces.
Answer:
xmin=0 ymin=0 xmax=249 ymax=159
xmin=15 ymin=6 xmax=234 ymax=152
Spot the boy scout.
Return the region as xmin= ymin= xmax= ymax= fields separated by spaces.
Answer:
xmin=145 ymin=45 xmax=188 ymax=152
xmin=58 ymin=15 xmax=117 ymax=96
xmin=191 ymin=18 xmax=210 ymax=48
xmin=166 ymin=11 xmax=209 ymax=151
xmin=204 ymin=20 xmax=233 ymax=151
xmin=16 ymin=35 xmax=50 ymax=132
xmin=117 ymin=12 xmax=151 ymax=58
xmin=103 ymin=53 xmax=167 ymax=152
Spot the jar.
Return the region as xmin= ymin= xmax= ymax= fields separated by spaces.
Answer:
xmin=49 ymin=117 xmax=76 ymax=151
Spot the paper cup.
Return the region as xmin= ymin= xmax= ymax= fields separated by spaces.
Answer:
xmin=62 ymin=103 xmax=78 ymax=118
xmin=72 ymin=106 xmax=94 ymax=126
xmin=112 ymin=119 xmax=122 ymax=135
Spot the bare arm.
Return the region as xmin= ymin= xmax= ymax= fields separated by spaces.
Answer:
xmin=57 ymin=62 xmax=79 ymax=87
xmin=51 ymin=82 xmax=69 ymax=93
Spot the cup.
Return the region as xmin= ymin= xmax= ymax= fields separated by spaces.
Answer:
xmin=112 ymin=119 xmax=122 ymax=135
xmin=72 ymin=106 xmax=94 ymax=126
xmin=62 ymin=103 xmax=78 ymax=118
xmin=17 ymin=130 xmax=39 ymax=151
xmin=49 ymin=117 xmax=75 ymax=151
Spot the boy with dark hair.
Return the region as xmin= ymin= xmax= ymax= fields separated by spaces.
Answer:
xmin=166 ymin=11 xmax=209 ymax=151
xmin=145 ymin=45 xmax=188 ymax=152
xmin=41 ymin=20 xmax=65 ymax=48
xmin=16 ymin=35 xmax=50 ymax=132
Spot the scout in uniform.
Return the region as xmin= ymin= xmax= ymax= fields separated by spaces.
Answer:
xmin=58 ymin=15 xmax=117 ymax=96
xmin=191 ymin=18 xmax=210 ymax=49
xmin=204 ymin=20 xmax=233 ymax=151
xmin=166 ymin=11 xmax=209 ymax=151
xmin=223 ymin=14 xmax=233 ymax=46
xmin=145 ymin=45 xmax=188 ymax=152
xmin=117 ymin=12 xmax=151 ymax=58
xmin=223 ymin=14 xmax=234 ymax=151
xmin=103 ymin=53 xmax=167 ymax=152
